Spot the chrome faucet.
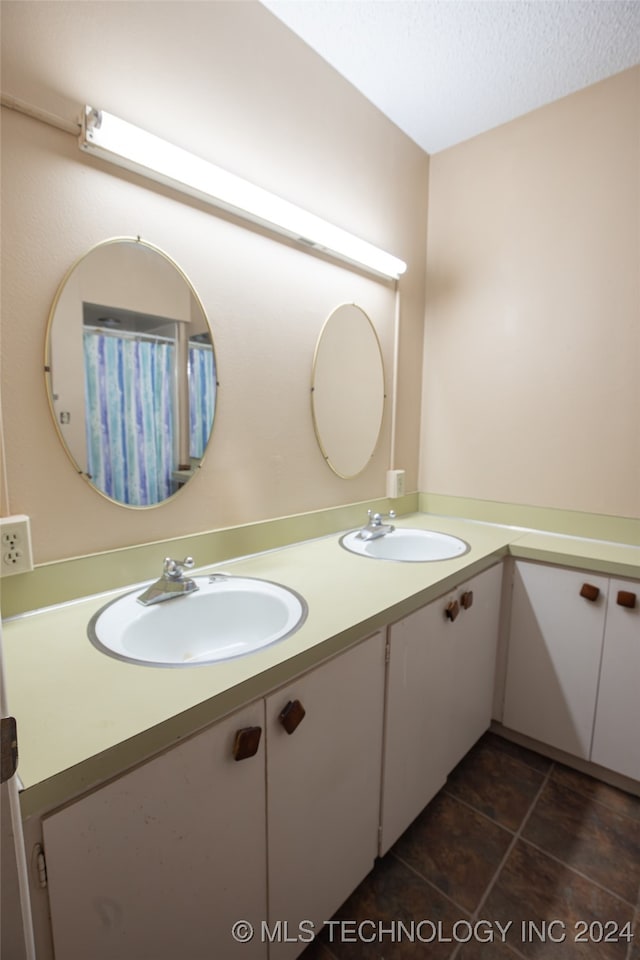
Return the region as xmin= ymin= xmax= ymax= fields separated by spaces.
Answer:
xmin=137 ymin=557 xmax=199 ymax=606
xmin=357 ymin=510 xmax=396 ymax=541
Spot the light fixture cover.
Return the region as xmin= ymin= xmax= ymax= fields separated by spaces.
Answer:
xmin=79 ymin=106 xmax=407 ymax=280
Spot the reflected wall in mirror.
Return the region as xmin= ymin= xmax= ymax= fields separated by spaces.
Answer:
xmin=45 ymin=238 xmax=217 ymax=507
xmin=311 ymin=303 xmax=385 ymax=478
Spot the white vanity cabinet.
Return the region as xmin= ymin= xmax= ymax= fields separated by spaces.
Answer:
xmin=39 ymin=632 xmax=385 ymax=960
xmin=590 ymin=578 xmax=639 ymax=780
xmin=42 ymin=699 xmax=269 ymax=960
xmin=380 ymin=563 xmax=502 ymax=853
xmin=502 ymin=561 xmax=640 ymax=779
xmin=445 ymin=564 xmax=504 ymax=766
xmin=266 ymin=630 xmax=385 ymax=960
xmin=502 ymin=561 xmax=609 ymax=758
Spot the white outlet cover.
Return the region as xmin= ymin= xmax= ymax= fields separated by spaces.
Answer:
xmin=0 ymin=515 xmax=34 ymax=576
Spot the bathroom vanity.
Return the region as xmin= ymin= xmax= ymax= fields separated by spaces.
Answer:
xmin=2 ymin=514 xmax=639 ymax=960
xmin=502 ymin=561 xmax=640 ymax=780
xmin=41 ymin=632 xmax=386 ymax=960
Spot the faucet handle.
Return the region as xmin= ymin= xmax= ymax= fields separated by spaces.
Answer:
xmin=366 ymin=509 xmax=396 ymax=526
xmin=163 ymin=556 xmax=195 ymax=579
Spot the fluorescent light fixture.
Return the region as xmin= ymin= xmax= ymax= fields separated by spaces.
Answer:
xmin=79 ymin=106 xmax=407 ymax=280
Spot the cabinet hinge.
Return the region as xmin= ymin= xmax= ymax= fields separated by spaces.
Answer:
xmin=0 ymin=716 xmax=18 ymax=784
xmin=35 ymin=844 xmax=48 ymax=889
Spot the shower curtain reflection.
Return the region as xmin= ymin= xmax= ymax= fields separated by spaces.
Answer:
xmin=83 ymin=331 xmax=175 ymax=505
xmin=188 ymin=342 xmax=216 ymax=459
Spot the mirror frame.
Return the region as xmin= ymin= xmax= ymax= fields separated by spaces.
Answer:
xmin=44 ymin=236 xmax=218 ymax=509
xmin=311 ymin=302 xmax=386 ymax=479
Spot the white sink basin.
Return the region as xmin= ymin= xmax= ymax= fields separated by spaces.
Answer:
xmin=340 ymin=528 xmax=469 ymax=562
xmin=88 ymin=575 xmax=307 ymax=667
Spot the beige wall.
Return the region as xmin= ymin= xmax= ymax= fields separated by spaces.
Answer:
xmin=0 ymin=1 xmax=428 ymax=563
xmin=421 ymin=66 xmax=640 ymax=521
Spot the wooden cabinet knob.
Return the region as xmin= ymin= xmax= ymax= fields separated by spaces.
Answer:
xmin=580 ymin=583 xmax=600 ymax=602
xmin=445 ymin=600 xmax=459 ymax=622
xmin=461 ymin=591 xmax=474 ymax=610
xmin=232 ymin=726 xmax=262 ymax=761
xmin=616 ymin=590 xmax=637 ymax=609
xmin=279 ymin=699 xmax=306 ymax=735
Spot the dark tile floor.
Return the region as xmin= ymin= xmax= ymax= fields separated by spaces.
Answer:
xmin=301 ymin=732 xmax=640 ymax=960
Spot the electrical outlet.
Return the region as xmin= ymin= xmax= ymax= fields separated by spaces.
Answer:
xmin=386 ymin=469 xmax=406 ymax=499
xmin=0 ymin=515 xmax=34 ymax=576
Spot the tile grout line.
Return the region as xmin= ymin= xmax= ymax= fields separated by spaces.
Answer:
xmin=448 ymin=761 xmax=556 ymax=960
xmin=474 ymin=760 xmax=555 ymax=916
xmin=311 ymin=740 xmax=640 ymax=960
xmin=519 ymin=835 xmax=640 ymax=911
xmin=492 ymin=737 xmax=640 ymax=825
xmin=442 ymin=786 xmax=518 ymax=835
xmin=389 ymin=849 xmax=474 ymax=919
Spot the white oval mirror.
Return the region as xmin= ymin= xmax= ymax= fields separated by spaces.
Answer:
xmin=45 ymin=238 xmax=217 ymax=507
xmin=311 ymin=303 xmax=385 ymax=478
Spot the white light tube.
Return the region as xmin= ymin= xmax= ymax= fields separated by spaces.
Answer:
xmin=79 ymin=106 xmax=407 ymax=280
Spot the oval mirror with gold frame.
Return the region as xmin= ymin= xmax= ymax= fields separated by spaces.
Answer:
xmin=45 ymin=237 xmax=218 ymax=507
xmin=311 ymin=303 xmax=385 ymax=478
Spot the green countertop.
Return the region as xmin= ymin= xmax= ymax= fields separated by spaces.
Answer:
xmin=3 ymin=514 xmax=639 ymax=818
xmin=509 ymin=530 xmax=640 ymax=577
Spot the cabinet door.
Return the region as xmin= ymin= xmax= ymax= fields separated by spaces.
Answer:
xmin=381 ymin=564 xmax=502 ymax=854
xmin=42 ymin=701 xmax=267 ymax=960
xmin=381 ymin=602 xmax=451 ymax=854
xmin=503 ymin=561 xmax=608 ymax=758
xmin=591 ymin=579 xmax=640 ymax=780
xmin=447 ymin=564 xmax=502 ymax=768
xmin=266 ymin=632 xmax=385 ymax=960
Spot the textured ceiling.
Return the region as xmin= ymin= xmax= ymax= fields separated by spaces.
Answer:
xmin=261 ymin=1 xmax=640 ymax=154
